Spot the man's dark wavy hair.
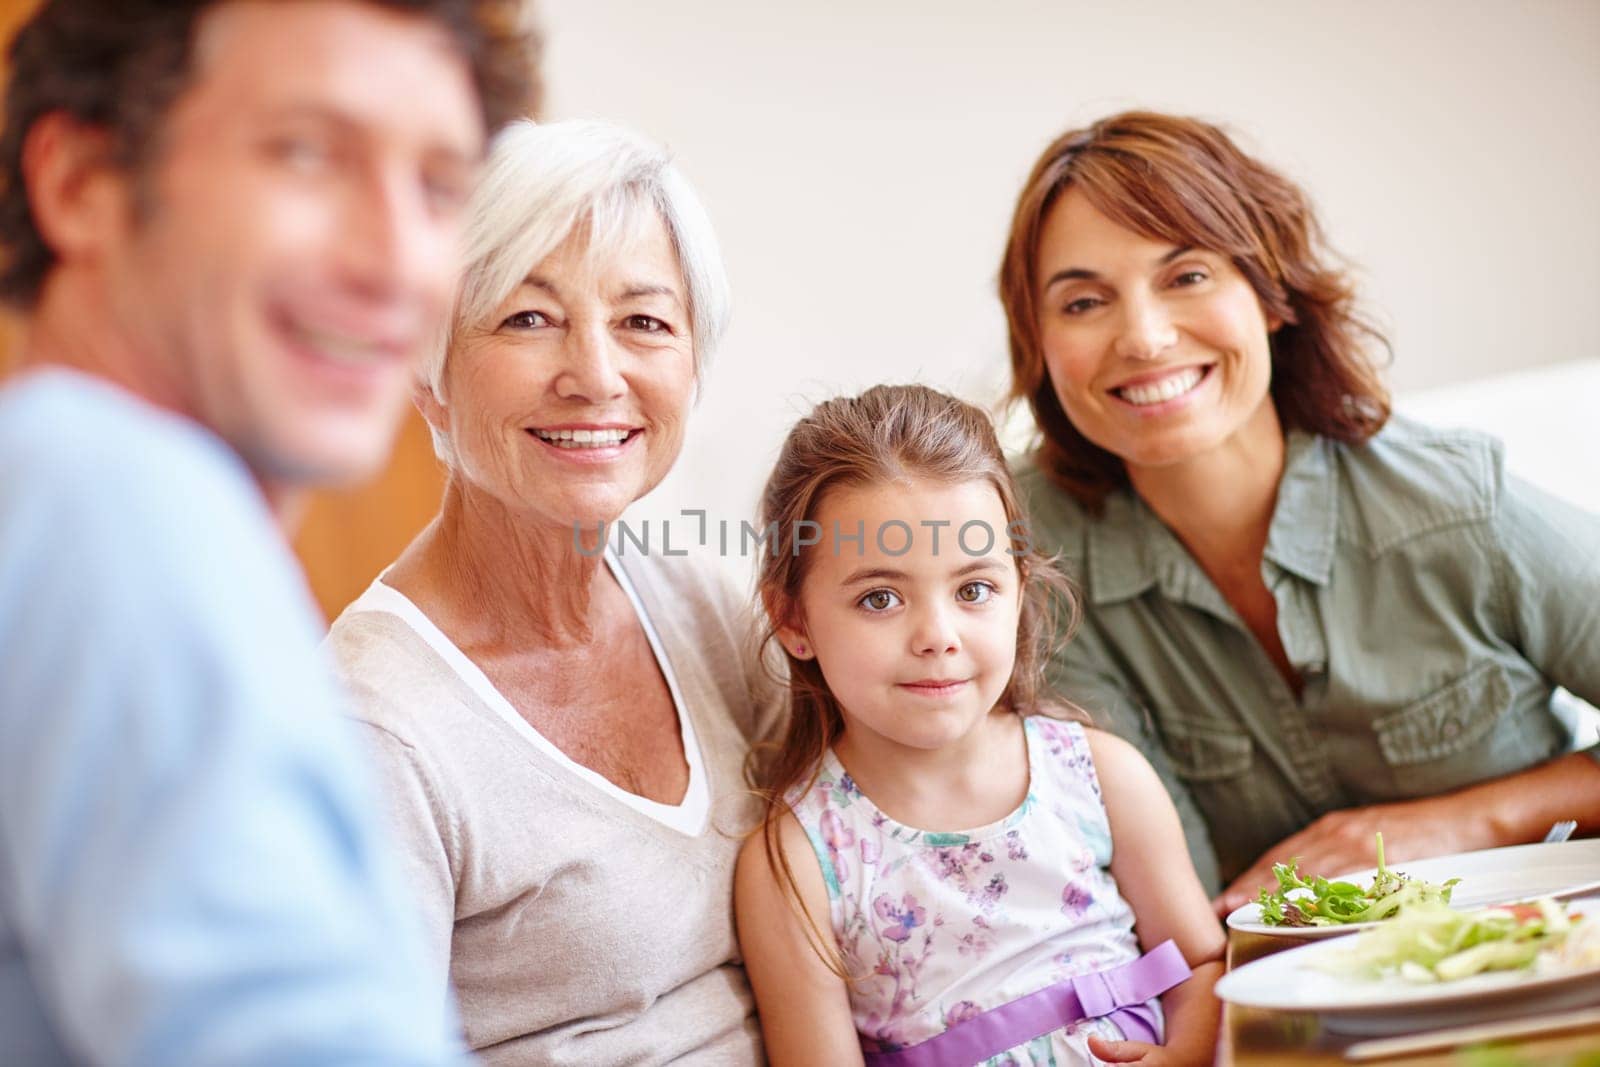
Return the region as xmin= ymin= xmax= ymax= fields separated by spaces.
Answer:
xmin=0 ymin=0 xmax=541 ymax=309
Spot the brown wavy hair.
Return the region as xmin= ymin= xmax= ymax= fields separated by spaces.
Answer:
xmin=751 ymin=383 xmax=1079 ymax=975
xmin=999 ymin=111 xmax=1390 ymax=509
xmin=0 ymin=0 xmax=541 ymax=308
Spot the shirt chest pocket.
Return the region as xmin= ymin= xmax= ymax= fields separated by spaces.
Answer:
xmin=1371 ymin=662 xmax=1513 ymax=792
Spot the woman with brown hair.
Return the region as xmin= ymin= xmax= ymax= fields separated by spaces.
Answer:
xmin=999 ymin=111 xmax=1600 ymax=917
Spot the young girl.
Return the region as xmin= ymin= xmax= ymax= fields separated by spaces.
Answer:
xmin=735 ymin=385 xmax=1225 ymax=1067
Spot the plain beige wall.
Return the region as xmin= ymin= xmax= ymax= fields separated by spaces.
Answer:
xmin=537 ymin=0 xmax=1600 ymax=540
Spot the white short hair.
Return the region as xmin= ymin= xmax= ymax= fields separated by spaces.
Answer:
xmin=420 ymin=118 xmax=731 ymax=399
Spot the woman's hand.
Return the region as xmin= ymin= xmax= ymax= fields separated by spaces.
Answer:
xmin=1213 ymin=752 xmax=1600 ymax=917
xmin=1210 ymin=796 xmax=1488 ymax=917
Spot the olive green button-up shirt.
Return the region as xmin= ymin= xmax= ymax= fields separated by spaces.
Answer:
xmin=1017 ymin=417 xmax=1600 ymax=894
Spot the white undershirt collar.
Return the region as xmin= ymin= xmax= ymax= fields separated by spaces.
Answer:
xmin=344 ymin=551 xmax=711 ymax=836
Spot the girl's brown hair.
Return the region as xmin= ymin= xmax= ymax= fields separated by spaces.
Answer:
xmin=751 ymin=383 xmax=1077 ymax=975
xmin=999 ymin=110 xmax=1391 ymax=509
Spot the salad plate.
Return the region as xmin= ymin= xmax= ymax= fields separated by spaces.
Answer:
xmin=1217 ymin=895 xmax=1600 ymax=1035
xmin=1226 ymin=839 xmax=1600 ymax=939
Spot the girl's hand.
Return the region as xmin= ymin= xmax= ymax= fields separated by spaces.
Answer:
xmin=1087 ymin=1035 xmax=1153 ymax=1062
xmin=1086 ymin=1033 xmax=1211 ymax=1065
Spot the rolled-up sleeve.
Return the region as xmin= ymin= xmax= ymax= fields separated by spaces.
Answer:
xmin=1491 ymin=473 xmax=1600 ymax=755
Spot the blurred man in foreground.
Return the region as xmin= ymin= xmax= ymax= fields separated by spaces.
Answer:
xmin=0 ymin=1 xmax=534 ymax=1062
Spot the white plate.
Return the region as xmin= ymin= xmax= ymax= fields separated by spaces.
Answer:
xmin=1226 ymin=839 xmax=1600 ymax=939
xmin=1217 ymin=893 xmax=1600 ymax=1035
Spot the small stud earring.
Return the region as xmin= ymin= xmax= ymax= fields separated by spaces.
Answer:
xmin=795 ymin=643 xmax=807 ymax=657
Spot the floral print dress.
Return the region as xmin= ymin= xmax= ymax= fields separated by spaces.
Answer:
xmin=786 ymin=717 xmax=1158 ymax=1066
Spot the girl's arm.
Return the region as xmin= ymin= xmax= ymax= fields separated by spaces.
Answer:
xmin=734 ymin=813 xmax=864 ymax=1067
xmin=1085 ymin=727 xmax=1227 ymax=1066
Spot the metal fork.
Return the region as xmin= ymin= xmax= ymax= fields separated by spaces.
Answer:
xmin=1543 ymin=819 xmax=1577 ymax=843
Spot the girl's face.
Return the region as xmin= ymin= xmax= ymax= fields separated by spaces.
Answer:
xmin=1034 ymin=188 xmax=1280 ymax=475
xmin=780 ymin=477 xmax=1024 ymax=755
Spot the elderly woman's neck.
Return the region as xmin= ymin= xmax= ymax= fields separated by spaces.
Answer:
xmin=393 ymin=483 xmax=615 ymax=649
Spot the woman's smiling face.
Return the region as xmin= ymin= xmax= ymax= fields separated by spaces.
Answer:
xmin=425 ymin=210 xmax=696 ymax=531
xmin=1034 ymin=188 xmax=1280 ymax=475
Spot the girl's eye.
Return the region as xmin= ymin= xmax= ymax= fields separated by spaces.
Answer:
xmin=859 ymin=589 xmax=901 ymax=612
xmin=956 ymin=581 xmax=996 ymax=604
xmin=1063 ymin=296 xmax=1103 ymax=316
xmin=623 ymin=314 xmax=669 ymax=333
xmin=1171 ymin=270 xmax=1208 ymax=287
xmin=501 ymin=310 xmax=552 ymax=330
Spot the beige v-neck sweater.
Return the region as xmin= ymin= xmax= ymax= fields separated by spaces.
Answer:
xmin=323 ymin=553 xmax=780 ymax=1066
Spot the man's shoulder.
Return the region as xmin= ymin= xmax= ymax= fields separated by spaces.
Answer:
xmin=0 ymin=369 xmax=318 ymax=677
xmin=0 ymin=371 xmax=343 ymax=792
xmin=1 ymin=370 xmax=241 ymax=510
xmin=0 ymin=369 xmax=278 ymax=569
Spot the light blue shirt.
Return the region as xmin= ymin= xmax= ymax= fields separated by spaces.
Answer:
xmin=0 ymin=371 xmax=467 ymax=1065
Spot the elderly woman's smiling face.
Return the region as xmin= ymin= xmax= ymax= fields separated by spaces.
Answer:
xmin=428 ymin=211 xmax=695 ymax=529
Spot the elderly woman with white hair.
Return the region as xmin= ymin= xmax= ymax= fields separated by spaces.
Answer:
xmin=324 ymin=119 xmax=775 ymax=1064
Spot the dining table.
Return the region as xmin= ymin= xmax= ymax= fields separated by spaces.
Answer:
xmin=1220 ymin=926 xmax=1600 ymax=1065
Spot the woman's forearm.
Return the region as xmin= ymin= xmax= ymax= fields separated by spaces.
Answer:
xmin=1215 ymin=751 xmax=1600 ymax=914
xmin=1471 ymin=750 xmax=1600 ymax=844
